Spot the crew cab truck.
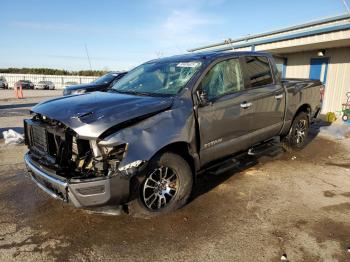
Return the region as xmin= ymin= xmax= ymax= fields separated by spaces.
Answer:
xmin=23 ymin=51 xmax=322 ymax=215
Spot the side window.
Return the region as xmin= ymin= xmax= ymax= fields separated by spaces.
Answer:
xmin=245 ymin=56 xmax=273 ymax=88
xmin=201 ymin=58 xmax=244 ymax=100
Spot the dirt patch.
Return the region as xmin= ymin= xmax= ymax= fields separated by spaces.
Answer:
xmin=324 ymin=190 xmax=336 ymax=198
xmin=325 ymin=162 xmax=350 ymax=169
xmin=322 ymin=202 xmax=350 ymax=213
xmin=298 ymin=246 xmax=322 ymax=262
xmin=311 ymin=218 xmax=350 ymax=261
xmin=341 ymin=192 xmax=350 ymax=198
xmin=295 ymin=219 xmax=309 ymax=229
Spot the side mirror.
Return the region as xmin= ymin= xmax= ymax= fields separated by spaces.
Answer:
xmin=197 ymin=89 xmax=209 ymax=106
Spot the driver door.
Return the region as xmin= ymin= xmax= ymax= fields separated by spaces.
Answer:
xmin=197 ymin=57 xmax=254 ymax=166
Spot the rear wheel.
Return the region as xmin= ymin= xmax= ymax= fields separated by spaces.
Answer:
xmin=282 ymin=112 xmax=309 ymax=150
xmin=342 ymin=114 xmax=349 ymax=122
xmin=128 ymin=152 xmax=193 ymax=218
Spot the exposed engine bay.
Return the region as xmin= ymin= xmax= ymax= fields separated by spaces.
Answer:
xmin=24 ymin=113 xmax=126 ymax=179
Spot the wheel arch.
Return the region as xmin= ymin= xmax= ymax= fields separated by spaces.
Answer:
xmin=281 ymin=103 xmax=312 ymax=138
xmin=294 ymin=103 xmax=311 ymax=123
xmin=152 ymin=141 xmax=197 ymax=177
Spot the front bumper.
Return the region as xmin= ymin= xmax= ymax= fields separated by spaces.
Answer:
xmin=24 ymin=152 xmax=130 ymax=208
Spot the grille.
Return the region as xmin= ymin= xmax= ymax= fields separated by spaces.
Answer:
xmin=31 ymin=125 xmax=48 ymax=153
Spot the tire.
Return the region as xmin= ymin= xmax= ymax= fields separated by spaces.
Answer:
xmin=127 ymin=152 xmax=193 ymax=218
xmin=342 ymin=114 xmax=348 ymax=122
xmin=282 ymin=112 xmax=309 ymax=151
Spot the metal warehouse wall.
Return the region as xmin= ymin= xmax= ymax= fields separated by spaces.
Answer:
xmin=284 ymin=47 xmax=350 ymax=114
xmin=0 ymin=73 xmax=98 ymax=89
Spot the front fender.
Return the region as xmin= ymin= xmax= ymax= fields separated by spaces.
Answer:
xmin=100 ymin=101 xmax=197 ymax=170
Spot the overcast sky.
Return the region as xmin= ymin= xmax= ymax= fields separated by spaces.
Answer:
xmin=0 ymin=0 xmax=349 ymax=70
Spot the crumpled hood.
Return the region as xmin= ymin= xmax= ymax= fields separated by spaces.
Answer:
xmin=31 ymin=91 xmax=173 ymax=139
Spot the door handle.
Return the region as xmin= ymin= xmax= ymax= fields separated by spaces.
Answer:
xmin=240 ymin=102 xmax=252 ymax=109
xmin=275 ymin=94 xmax=283 ymax=99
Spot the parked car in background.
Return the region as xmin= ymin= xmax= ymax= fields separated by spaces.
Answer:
xmin=14 ymin=80 xmax=34 ymax=89
xmin=64 ymin=81 xmax=79 ymax=86
xmin=35 ymin=81 xmax=55 ymax=90
xmin=63 ymin=71 xmax=127 ymax=96
xmin=0 ymin=76 xmax=8 ymax=89
xmin=23 ymin=51 xmax=322 ymax=216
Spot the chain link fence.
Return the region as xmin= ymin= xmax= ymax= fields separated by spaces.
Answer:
xmin=0 ymin=73 xmax=98 ymax=89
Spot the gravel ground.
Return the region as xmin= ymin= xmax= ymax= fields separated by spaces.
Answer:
xmin=0 ymin=97 xmax=350 ymax=261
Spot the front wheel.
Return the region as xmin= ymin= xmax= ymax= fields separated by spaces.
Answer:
xmin=282 ymin=112 xmax=309 ymax=150
xmin=342 ymin=114 xmax=349 ymax=122
xmin=128 ymin=152 xmax=193 ymax=217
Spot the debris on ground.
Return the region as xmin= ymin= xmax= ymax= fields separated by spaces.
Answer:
xmin=291 ymin=156 xmax=296 ymax=160
xmin=281 ymin=253 xmax=288 ymax=261
xmin=2 ymin=129 xmax=24 ymax=145
xmin=326 ymin=112 xmax=337 ymax=123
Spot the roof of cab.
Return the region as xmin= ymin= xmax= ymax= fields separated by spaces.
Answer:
xmin=146 ymin=50 xmax=273 ymax=64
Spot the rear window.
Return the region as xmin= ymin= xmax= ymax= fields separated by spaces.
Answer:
xmin=244 ymin=56 xmax=273 ymax=88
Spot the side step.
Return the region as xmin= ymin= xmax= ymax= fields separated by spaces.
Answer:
xmin=206 ymin=153 xmax=257 ymax=176
xmin=203 ymin=137 xmax=283 ymax=176
xmin=248 ymin=137 xmax=283 ymax=157
xmin=209 ymin=158 xmax=241 ymax=176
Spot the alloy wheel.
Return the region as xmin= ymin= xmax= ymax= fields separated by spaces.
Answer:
xmin=294 ymin=119 xmax=307 ymax=145
xmin=142 ymin=166 xmax=179 ymax=210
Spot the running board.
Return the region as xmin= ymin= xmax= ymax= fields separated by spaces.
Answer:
xmin=248 ymin=137 xmax=283 ymax=157
xmin=199 ymin=137 xmax=283 ymax=176
xmin=205 ymin=153 xmax=256 ymax=176
xmin=209 ymin=158 xmax=240 ymax=176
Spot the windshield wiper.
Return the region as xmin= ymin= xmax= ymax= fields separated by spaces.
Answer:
xmin=109 ymin=89 xmax=154 ymax=96
xmin=109 ymin=89 xmax=173 ymax=97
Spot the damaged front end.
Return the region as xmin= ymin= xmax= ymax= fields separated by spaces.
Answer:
xmin=24 ymin=113 xmax=144 ymax=208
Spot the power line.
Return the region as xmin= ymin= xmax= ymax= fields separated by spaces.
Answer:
xmin=342 ymin=0 xmax=350 ymax=14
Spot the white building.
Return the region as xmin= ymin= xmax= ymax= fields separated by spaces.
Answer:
xmin=189 ymin=14 xmax=350 ymax=114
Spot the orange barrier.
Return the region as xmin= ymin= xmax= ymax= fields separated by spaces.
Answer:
xmin=14 ymin=84 xmax=24 ymax=99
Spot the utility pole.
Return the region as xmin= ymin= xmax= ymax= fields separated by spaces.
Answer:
xmin=84 ymin=43 xmax=92 ymax=71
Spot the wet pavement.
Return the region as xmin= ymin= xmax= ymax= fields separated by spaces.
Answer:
xmin=0 ymin=97 xmax=350 ymax=261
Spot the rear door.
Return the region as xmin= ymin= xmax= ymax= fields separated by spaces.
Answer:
xmin=197 ymin=57 xmax=255 ymax=165
xmin=241 ymin=55 xmax=285 ymax=144
xmin=310 ymin=57 xmax=329 ymax=84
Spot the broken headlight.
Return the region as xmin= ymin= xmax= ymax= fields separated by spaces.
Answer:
xmin=98 ymin=141 xmax=144 ymax=175
xmin=96 ymin=142 xmax=128 ymax=174
xmin=99 ymin=143 xmax=127 ymax=160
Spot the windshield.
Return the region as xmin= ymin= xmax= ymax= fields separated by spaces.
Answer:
xmin=111 ymin=61 xmax=202 ymax=96
xmin=93 ymin=73 xmax=119 ymax=85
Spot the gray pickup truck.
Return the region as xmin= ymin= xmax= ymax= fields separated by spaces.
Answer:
xmin=23 ymin=51 xmax=322 ymax=216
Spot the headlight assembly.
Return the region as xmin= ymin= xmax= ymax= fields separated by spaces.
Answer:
xmin=98 ymin=142 xmax=128 ymax=161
